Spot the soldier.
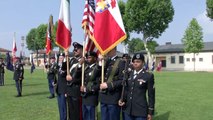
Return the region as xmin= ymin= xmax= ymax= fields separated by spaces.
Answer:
xmin=56 ymin=52 xmax=67 ymax=120
xmin=46 ymin=56 xmax=57 ymax=99
xmin=80 ymin=51 xmax=100 ymax=120
xmin=13 ymin=57 xmax=24 ymax=97
xmin=118 ymin=53 xmax=155 ymax=120
xmin=66 ymin=42 xmax=83 ymax=120
xmin=0 ymin=57 xmax=5 ymax=86
xmin=99 ymin=47 xmax=125 ymax=120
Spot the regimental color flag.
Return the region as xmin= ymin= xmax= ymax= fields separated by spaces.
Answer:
xmin=82 ymin=0 xmax=98 ymax=53
xmin=12 ymin=32 xmax=17 ymax=58
xmin=90 ymin=0 xmax=127 ymax=55
xmin=56 ymin=0 xmax=72 ymax=51
xmin=46 ymin=15 xmax=53 ymax=55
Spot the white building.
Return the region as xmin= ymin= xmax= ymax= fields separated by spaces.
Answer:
xmin=142 ymin=42 xmax=213 ymax=71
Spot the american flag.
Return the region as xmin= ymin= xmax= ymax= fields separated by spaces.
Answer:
xmin=82 ymin=0 xmax=98 ymax=53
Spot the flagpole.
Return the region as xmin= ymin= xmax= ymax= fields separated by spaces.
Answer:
xmin=81 ymin=40 xmax=85 ymax=87
xmin=65 ymin=50 xmax=70 ymax=76
xmin=101 ymin=56 xmax=105 ymax=83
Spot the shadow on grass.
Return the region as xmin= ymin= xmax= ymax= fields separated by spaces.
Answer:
xmin=22 ymin=91 xmax=49 ymax=97
xmin=154 ymin=111 xmax=171 ymax=120
xmin=4 ymin=83 xmax=44 ymax=87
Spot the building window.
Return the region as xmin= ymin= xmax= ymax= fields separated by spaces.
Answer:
xmin=179 ymin=56 xmax=184 ymax=64
xmin=192 ymin=58 xmax=196 ymax=62
xmin=171 ymin=56 xmax=175 ymax=64
xmin=186 ymin=58 xmax=190 ymax=62
xmin=199 ymin=58 xmax=203 ymax=62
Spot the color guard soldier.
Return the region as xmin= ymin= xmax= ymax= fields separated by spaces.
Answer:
xmin=13 ymin=57 xmax=24 ymax=97
xmin=119 ymin=53 xmax=155 ymax=120
xmin=56 ymin=52 xmax=67 ymax=120
xmin=0 ymin=57 xmax=5 ymax=86
xmin=80 ymin=51 xmax=100 ymax=120
xmin=99 ymin=47 xmax=125 ymax=120
xmin=46 ymin=56 xmax=57 ymax=99
xmin=66 ymin=42 xmax=83 ymax=120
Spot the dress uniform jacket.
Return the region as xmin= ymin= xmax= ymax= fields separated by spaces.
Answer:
xmin=66 ymin=57 xmax=82 ymax=98
xmin=82 ymin=63 xmax=100 ymax=106
xmin=123 ymin=70 xmax=155 ymax=117
xmin=99 ymin=56 xmax=125 ymax=104
xmin=56 ymin=61 xmax=67 ymax=95
xmin=0 ymin=62 xmax=5 ymax=73
xmin=47 ymin=62 xmax=57 ymax=80
xmin=13 ymin=62 xmax=24 ymax=81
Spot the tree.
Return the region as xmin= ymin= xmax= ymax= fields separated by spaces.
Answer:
xmin=128 ymin=38 xmax=145 ymax=53
xmin=206 ymin=0 xmax=213 ymax=20
xmin=182 ymin=18 xmax=204 ymax=71
xmin=128 ymin=38 xmax=158 ymax=54
xmin=118 ymin=0 xmax=130 ymax=45
xmin=124 ymin=0 xmax=174 ymax=67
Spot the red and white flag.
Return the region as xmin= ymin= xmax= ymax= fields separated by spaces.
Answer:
xmin=12 ymin=32 xmax=17 ymax=58
xmin=90 ymin=0 xmax=126 ymax=55
xmin=82 ymin=0 xmax=98 ymax=53
xmin=46 ymin=15 xmax=53 ymax=55
xmin=56 ymin=0 xmax=72 ymax=51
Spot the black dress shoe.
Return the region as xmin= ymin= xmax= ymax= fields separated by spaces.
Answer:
xmin=16 ymin=94 xmax=22 ymax=97
xmin=48 ymin=95 xmax=55 ymax=99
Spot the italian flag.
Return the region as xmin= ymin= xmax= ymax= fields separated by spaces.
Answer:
xmin=56 ymin=0 xmax=72 ymax=51
xmin=90 ymin=0 xmax=126 ymax=55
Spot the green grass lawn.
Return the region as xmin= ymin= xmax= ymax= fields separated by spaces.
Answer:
xmin=0 ymin=69 xmax=213 ymax=120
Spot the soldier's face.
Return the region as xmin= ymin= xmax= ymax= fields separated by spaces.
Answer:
xmin=59 ymin=56 xmax=64 ymax=63
xmin=86 ymin=56 xmax=96 ymax=64
xmin=73 ymin=48 xmax=82 ymax=57
xmin=133 ymin=59 xmax=143 ymax=71
xmin=50 ymin=59 xmax=55 ymax=63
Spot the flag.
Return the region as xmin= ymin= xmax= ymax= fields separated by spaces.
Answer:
xmin=6 ymin=52 xmax=13 ymax=71
xmin=30 ymin=54 xmax=35 ymax=74
xmin=82 ymin=0 xmax=98 ymax=53
xmin=56 ymin=0 xmax=72 ymax=51
xmin=90 ymin=0 xmax=126 ymax=55
xmin=145 ymin=58 xmax=149 ymax=71
xmin=46 ymin=15 xmax=53 ymax=55
xmin=157 ymin=61 xmax=162 ymax=72
xmin=151 ymin=61 xmax=155 ymax=71
xmin=12 ymin=32 xmax=17 ymax=58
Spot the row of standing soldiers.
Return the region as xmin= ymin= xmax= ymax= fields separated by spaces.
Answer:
xmin=46 ymin=42 xmax=155 ymax=120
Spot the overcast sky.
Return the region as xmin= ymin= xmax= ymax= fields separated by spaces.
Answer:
xmin=0 ymin=0 xmax=213 ymax=56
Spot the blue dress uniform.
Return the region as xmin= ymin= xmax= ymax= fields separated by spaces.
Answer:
xmin=13 ymin=57 xmax=24 ymax=97
xmin=56 ymin=53 xmax=67 ymax=120
xmin=0 ymin=58 xmax=5 ymax=86
xmin=81 ymin=52 xmax=100 ymax=120
xmin=99 ymin=55 xmax=125 ymax=120
xmin=46 ymin=57 xmax=57 ymax=99
xmin=122 ymin=53 xmax=155 ymax=120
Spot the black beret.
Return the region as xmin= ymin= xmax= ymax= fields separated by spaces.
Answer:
xmin=132 ymin=53 xmax=144 ymax=62
xmin=0 ymin=57 xmax=3 ymax=59
xmin=73 ymin=42 xmax=83 ymax=49
xmin=122 ymin=53 xmax=129 ymax=58
xmin=59 ymin=52 xmax=65 ymax=57
xmin=50 ymin=56 xmax=55 ymax=59
xmin=86 ymin=51 xmax=97 ymax=58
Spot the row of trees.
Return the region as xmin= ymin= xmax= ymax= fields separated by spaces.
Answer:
xmin=25 ymin=0 xmax=213 ymax=71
